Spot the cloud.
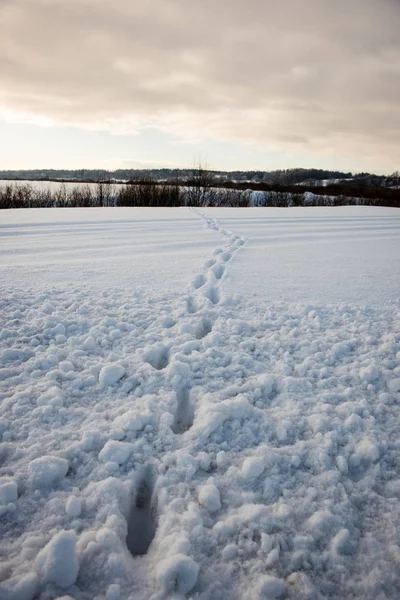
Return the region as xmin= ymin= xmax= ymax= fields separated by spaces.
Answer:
xmin=104 ymin=158 xmax=184 ymax=169
xmin=1 ymin=0 xmax=399 ymax=169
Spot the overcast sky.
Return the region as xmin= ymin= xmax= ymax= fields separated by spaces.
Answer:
xmin=0 ymin=0 xmax=399 ymax=172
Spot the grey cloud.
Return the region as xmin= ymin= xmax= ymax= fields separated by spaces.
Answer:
xmin=0 ymin=0 xmax=399 ymax=169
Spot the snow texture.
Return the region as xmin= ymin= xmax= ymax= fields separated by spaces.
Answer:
xmin=99 ymin=364 xmax=125 ymax=387
xmin=0 ymin=206 xmax=399 ymax=600
xmin=35 ymin=530 xmax=79 ymax=588
xmin=198 ymin=483 xmax=221 ymax=512
xmin=157 ymin=554 xmax=199 ymax=594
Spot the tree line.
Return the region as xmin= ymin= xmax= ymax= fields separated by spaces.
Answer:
xmin=1 ymin=176 xmax=399 ymax=209
xmin=1 ymin=167 xmax=399 ymax=188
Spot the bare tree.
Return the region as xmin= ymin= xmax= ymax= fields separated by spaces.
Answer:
xmin=96 ymin=180 xmax=115 ymax=207
xmin=187 ymin=160 xmax=216 ymax=206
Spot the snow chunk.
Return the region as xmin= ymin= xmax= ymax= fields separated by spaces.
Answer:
xmin=1 ymin=348 xmax=32 ymax=363
xmin=387 ymin=378 xmax=400 ymax=394
xmin=50 ymin=323 xmax=66 ymax=337
xmin=360 ymin=365 xmax=380 ymax=382
xmin=336 ymin=456 xmax=348 ymax=474
xmin=261 ymin=533 xmax=274 ymax=554
xmin=0 ymin=417 xmax=9 ymax=436
xmin=197 ymin=452 xmax=211 ymax=471
xmin=352 ymin=439 xmax=380 ymax=464
xmin=198 ymin=484 xmax=221 ymax=512
xmin=157 ymin=554 xmax=199 ymax=594
xmin=331 ymin=528 xmax=354 ymax=555
xmin=344 ymin=413 xmax=364 ymax=431
xmin=37 ymin=386 xmax=64 ymax=408
xmin=99 ymin=364 xmax=125 ymax=386
xmin=386 ymin=479 xmax=400 ymax=498
xmin=0 ymin=572 xmax=38 ymax=600
xmin=0 ymin=478 xmax=18 ymax=504
xmin=222 ymin=544 xmax=238 ymax=561
xmin=106 ymin=584 xmax=121 ymax=600
xmin=258 ymin=575 xmax=286 ymax=598
xmin=114 ymin=411 xmax=143 ymax=432
xmin=167 ymin=360 xmax=191 ymax=386
xmin=82 ymin=336 xmax=96 ymax=352
xmin=59 ymin=360 xmax=74 ymax=373
xmin=66 ymin=495 xmax=82 ymax=518
xmin=242 ymin=457 xmax=265 ymax=478
xmin=332 ymin=343 xmax=350 ymax=359
xmin=306 ymin=510 xmax=340 ymax=537
xmin=29 ymin=456 xmax=68 ymax=489
xmin=216 ymin=450 xmax=228 ymax=468
xmin=35 ymin=531 xmax=79 ymax=588
xmin=159 ymin=534 xmax=191 ymax=557
xmin=176 ymin=453 xmax=198 ymax=479
xmin=98 ymin=441 xmax=132 ymax=465
xmin=257 ymin=374 xmax=275 ymax=397
xmin=0 ymin=368 xmax=19 ymax=381
xmin=193 ymin=396 xmax=256 ymax=439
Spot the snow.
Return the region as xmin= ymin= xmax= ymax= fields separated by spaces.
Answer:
xmin=99 ymin=364 xmax=126 ymax=386
xmin=98 ymin=441 xmax=132 ymax=465
xmin=65 ymin=495 xmax=82 ymax=518
xmin=241 ymin=456 xmax=265 ymax=478
xmin=0 ymin=478 xmax=18 ymax=504
xmin=157 ymin=554 xmax=199 ymax=594
xmin=213 ymin=206 xmax=400 ymax=304
xmin=35 ymin=530 xmax=79 ymax=588
xmin=258 ymin=575 xmax=286 ymax=598
xmin=0 ymin=207 xmax=223 ymax=293
xmin=359 ymin=364 xmax=380 ymax=382
xmin=0 ymin=573 xmax=39 ymax=600
xmin=387 ymin=378 xmax=400 ymax=393
xmin=0 ymin=206 xmax=399 ymax=599
xmin=28 ymin=456 xmax=69 ymax=489
xmin=198 ymin=483 xmax=221 ymax=512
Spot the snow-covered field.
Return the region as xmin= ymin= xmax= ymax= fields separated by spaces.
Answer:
xmin=0 ymin=180 xmax=103 ymax=192
xmin=0 ymin=207 xmax=399 ymax=600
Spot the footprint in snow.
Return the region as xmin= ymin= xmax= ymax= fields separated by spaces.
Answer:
xmin=212 ymin=264 xmax=225 ymax=280
xmin=204 ymin=286 xmax=220 ymax=305
xmin=195 ymin=317 xmax=214 ymax=340
xmin=127 ymin=466 xmax=157 ymax=556
xmin=186 ymin=296 xmax=198 ymax=314
xmin=204 ymin=258 xmax=216 ymax=269
xmin=171 ymin=386 xmax=195 ymax=434
xmin=192 ymin=273 xmax=206 ymax=290
xmin=144 ymin=346 xmax=170 ymax=370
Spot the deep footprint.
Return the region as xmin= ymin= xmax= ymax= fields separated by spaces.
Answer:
xmin=145 ymin=346 xmax=170 ymax=370
xmin=195 ymin=317 xmax=213 ymax=340
xmin=127 ymin=466 xmax=157 ymax=557
xmin=204 ymin=259 xmax=216 ymax=268
xmin=205 ymin=286 xmax=220 ymax=305
xmin=193 ymin=273 xmax=206 ymax=289
xmin=212 ymin=264 xmax=225 ymax=280
xmin=186 ymin=297 xmax=197 ymax=314
xmin=172 ymin=386 xmax=194 ymax=434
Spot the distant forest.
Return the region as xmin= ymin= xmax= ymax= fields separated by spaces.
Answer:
xmin=1 ymin=167 xmax=399 ymax=188
xmin=1 ymin=167 xmax=399 ymax=208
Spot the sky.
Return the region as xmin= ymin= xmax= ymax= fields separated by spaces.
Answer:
xmin=0 ymin=0 xmax=399 ymax=173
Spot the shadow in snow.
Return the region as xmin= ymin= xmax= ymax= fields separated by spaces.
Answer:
xmin=172 ymin=386 xmax=194 ymax=434
xmin=127 ymin=466 xmax=157 ymax=557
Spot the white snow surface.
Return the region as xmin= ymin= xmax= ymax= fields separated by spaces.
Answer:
xmin=0 ymin=208 xmax=223 ymax=293
xmin=215 ymin=206 xmax=400 ymax=304
xmin=0 ymin=206 xmax=400 ymax=600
